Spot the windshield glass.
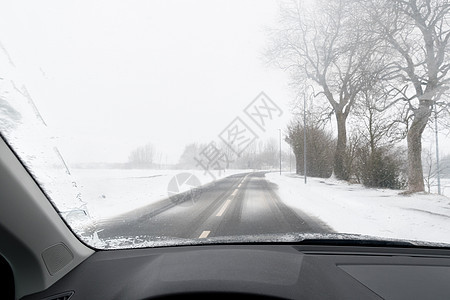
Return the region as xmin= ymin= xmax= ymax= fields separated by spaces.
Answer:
xmin=1 ymin=0 xmax=450 ymax=249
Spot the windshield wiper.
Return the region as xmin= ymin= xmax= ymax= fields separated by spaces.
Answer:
xmin=296 ymin=239 xmax=415 ymax=247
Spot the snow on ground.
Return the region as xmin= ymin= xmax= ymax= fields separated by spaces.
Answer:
xmin=71 ymin=168 xmax=251 ymax=221
xmin=266 ymin=172 xmax=450 ymax=245
xmin=429 ymin=178 xmax=450 ymax=198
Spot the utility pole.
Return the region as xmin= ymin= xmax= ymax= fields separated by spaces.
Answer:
xmin=279 ymin=129 xmax=282 ymax=175
xmin=435 ymin=103 xmax=441 ymax=195
xmin=304 ymin=92 xmax=307 ymax=184
xmin=303 ymin=84 xmax=315 ymax=184
xmin=289 ymin=150 xmax=292 ymax=173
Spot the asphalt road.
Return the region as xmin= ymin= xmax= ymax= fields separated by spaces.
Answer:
xmin=94 ymin=172 xmax=331 ymax=242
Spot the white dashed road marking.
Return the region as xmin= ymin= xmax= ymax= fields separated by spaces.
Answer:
xmin=198 ymin=174 xmax=251 ymax=239
xmin=216 ymin=199 xmax=232 ymax=217
xmin=199 ymin=231 xmax=210 ymax=238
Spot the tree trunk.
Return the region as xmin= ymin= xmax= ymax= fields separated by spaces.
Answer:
xmin=334 ymin=112 xmax=348 ymax=180
xmin=406 ymin=102 xmax=432 ymax=193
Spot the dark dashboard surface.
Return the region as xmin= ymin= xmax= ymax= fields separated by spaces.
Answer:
xmin=22 ymin=244 xmax=450 ymax=300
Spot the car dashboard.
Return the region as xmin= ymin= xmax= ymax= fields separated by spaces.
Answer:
xmin=21 ymin=244 xmax=450 ymax=300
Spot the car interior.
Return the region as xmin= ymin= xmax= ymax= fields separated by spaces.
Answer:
xmin=2 ymin=0 xmax=450 ymax=299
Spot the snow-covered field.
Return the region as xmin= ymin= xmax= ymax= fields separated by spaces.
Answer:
xmin=71 ymin=168 xmax=251 ymax=221
xmin=266 ymin=172 xmax=450 ymax=245
xmin=429 ymin=178 xmax=450 ymax=197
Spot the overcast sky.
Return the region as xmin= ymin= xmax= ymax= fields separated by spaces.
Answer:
xmin=0 ymin=0 xmax=295 ymax=164
xmin=0 ymin=0 xmax=448 ymax=165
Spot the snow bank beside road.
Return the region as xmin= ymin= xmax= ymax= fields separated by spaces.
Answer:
xmin=72 ymin=168 xmax=251 ymax=221
xmin=266 ymin=172 xmax=450 ymax=245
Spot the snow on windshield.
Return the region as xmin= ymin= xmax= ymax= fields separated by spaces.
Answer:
xmin=0 ymin=0 xmax=450 ymax=249
xmin=0 ymin=46 xmax=90 ymax=232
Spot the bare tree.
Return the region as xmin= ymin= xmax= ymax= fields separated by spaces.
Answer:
xmin=347 ymin=85 xmax=408 ymax=188
xmin=260 ymin=138 xmax=278 ymax=169
xmin=351 ymin=82 xmax=405 ymax=152
xmin=423 ymin=146 xmax=438 ymax=192
xmin=267 ymin=0 xmax=380 ymax=179
xmin=423 ymin=143 xmax=450 ymax=193
xmin=364 ymin=0 xmax=450 ymax=192
xmin=128 ymin=143 xmax=155 ymax=168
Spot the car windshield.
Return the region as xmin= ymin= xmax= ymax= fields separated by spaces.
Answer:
xmin=0 ymin=0 xmax=449 ymax=250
